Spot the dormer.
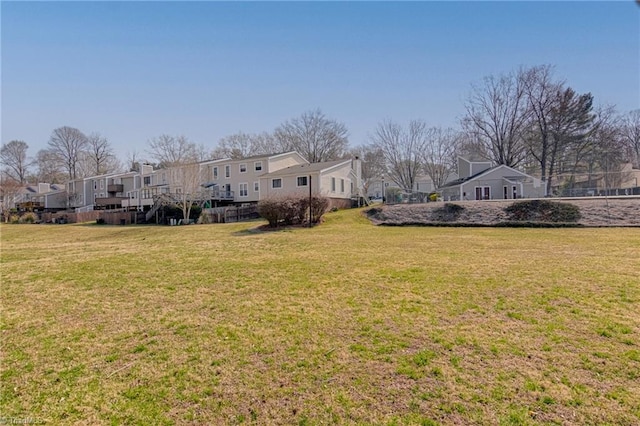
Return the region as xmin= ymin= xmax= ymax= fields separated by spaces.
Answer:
xmin=457 ymin=157 xmax=492 ymax=179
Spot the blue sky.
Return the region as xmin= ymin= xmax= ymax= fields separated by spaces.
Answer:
xmin=2 ymin=1 xmax=638 ymax=162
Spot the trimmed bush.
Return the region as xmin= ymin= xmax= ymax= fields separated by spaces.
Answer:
xmin=258 ymin=195 xmax=329 ymax=228
xmin=504 ymin=200 xmax=581 ymax=223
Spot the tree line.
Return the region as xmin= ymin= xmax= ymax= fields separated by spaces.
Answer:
xmin=2 ymin=65 xmax=639 ymax=197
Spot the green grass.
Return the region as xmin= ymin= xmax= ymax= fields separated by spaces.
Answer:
xmin=1 ymin=209 xmax=639 ymax=424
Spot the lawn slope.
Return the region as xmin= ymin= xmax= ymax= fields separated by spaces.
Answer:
xmin=1 ymin=210 xmax=639 ymax=425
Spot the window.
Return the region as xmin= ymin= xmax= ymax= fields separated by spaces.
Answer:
xmin=100 ymin=180 xmax=104 ymax=189
xmin=255 ymin=161 xmax=263 ymax=171
xmin=93 ymin=180 xmax=97 ymax=190
xmin=254 ymin=182 xmax=259 ymax=192
xmin=143 ymin=176 xmax=151 ymax=185
xmin=272 ymin=178 xmax=282 ymax=189
xmin=331 ymin=177 xmax=336 ymax=192
xmin=213 ymin=167 xmax=218 ymax=180
xmin=239 ymin=183 xmax=248 ymax=197
xmin=512 ymin=186 xmax=518 ymax=199
xmin=340 ymin=179 xmax=345 ymax=193
xmin=225 ymin=165 xmax=230 ymax=178
xmin=239 ymin=163 xmax=247 ymax=173
xmin=297 ymin=176 xmax=308 ymax=187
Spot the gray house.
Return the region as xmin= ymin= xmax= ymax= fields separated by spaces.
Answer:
xmin=440 ymin=158 xmax=546 ymax=201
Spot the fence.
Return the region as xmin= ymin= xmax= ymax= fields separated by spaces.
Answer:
xmin=40 ymin=210 xmax=137 ymax=225
xmin=202 ymin=205 xmax=259 ymax=223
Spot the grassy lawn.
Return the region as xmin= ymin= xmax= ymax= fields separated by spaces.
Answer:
xmin=1 ymin=209 xmax=639 ymax=425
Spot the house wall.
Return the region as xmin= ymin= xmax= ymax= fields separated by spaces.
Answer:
xmin=44 ymin=191 xmax=68 ymax=209
xmin=443 ymin=166 xmax=545 ymax=201
xmin=457 ymin=157 xmax=492 ymax=179
xmin=461 ymin=168 xmax=544 ymax=200
xmin=259 ymin=173 xmax=320 ymax=199
xmin=320 ymin=165 xmax=353 ymax=199
xmin=206 ymin=153 xmax=307 ymax=203
xmin=268 ymin=152 xmax=308 ymax=173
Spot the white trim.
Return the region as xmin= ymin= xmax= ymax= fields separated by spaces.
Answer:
xmin=239 ymin=163 xmax=247 ymax=173
xmin=254 ymin=161 xmax=263 ymax=172
xmin=271 ymin=178 xmax=282 ymax=189
xmin=296 ymin=176 xmax=308 ymax=187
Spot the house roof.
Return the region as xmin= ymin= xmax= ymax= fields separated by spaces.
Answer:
xmin=260 ymin=159 xmax=351 ymax=178
xmin=439 ymin=164 xmax=534 ymax=189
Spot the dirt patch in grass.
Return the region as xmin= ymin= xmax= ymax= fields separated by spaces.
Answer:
xmin=367 ymin=197 xmax=640 ymax=227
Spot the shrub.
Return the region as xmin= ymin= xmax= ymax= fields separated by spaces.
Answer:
xmin=10 ymin=215 xmax=20 ymax=224
xmin=429 ymin=192 xmax=439 ymax=202
xmin=504 ymin=200 xmax=581 ymax=223
xmin=197 ymin=212 xmax=212 ymax=224
xmin=309 ymin=196 xmax=329 ymax=223
xmin=257 ymin=195 xmax=329 ymax=227
xmin=365 ymin=207 xmax=382 ymax=217
xmin=19 ymin=212 xmax=38 ymax=223
xmin=257 ymin=197 xmax=284 ymax=227
xmin=96 ymin=218 xmax=106 ymax=225
xmin=432 ymin=203 xmax=465 ymax=222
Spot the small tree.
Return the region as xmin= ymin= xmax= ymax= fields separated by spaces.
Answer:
xmin=172 ymin=162 xmax=208 ymax=222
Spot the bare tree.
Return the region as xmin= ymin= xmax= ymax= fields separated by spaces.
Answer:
xmin=126 ymin=149 xmax=142 ymax=172
xmin=34 ymin=149 xmax=66 ymax=184
xmin=421 ymin=127 xmax=460 ymax=189
xmin=274 ymin=109 xmax=349 ymax=162
xmin=463 ymin=69 xmax=531 ymax=167
xmin=0 ymin=176 xmax=22 ymax=222
xmin=522 ymin=65 xmax=564 ymax=190
xmin=171 ymin=162 xmax=209 ymax=221
xmin=370 ymin=119 xmax=427 ymax=190
xmin=1 ymin=140 xmax=31 ymax=184
xmin=48 ymin=126 xmax=89 ymax=180
xmin=213 ymin=132 xmax=277 ymax=159
xmin=620 ymin=110 xmax=640 ymax=168
xmin=147 ymin=134 xmax=198 ymax=168
xmin=84 ymin=133 xmax=121 ymax=175
xmin=579 ymin=105 xmax=624 ymax=190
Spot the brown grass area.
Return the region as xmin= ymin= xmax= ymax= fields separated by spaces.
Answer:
xmin=1 ymin=210 xmax=639 ymax=424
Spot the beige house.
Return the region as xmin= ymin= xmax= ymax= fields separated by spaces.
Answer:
xmin=202 ymin=152 xmax=308 ymax=205
xmin=65 ymin=151 xmax=364 ymax=216
xmin=259 ymin=158 xmax=363 ymax=208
